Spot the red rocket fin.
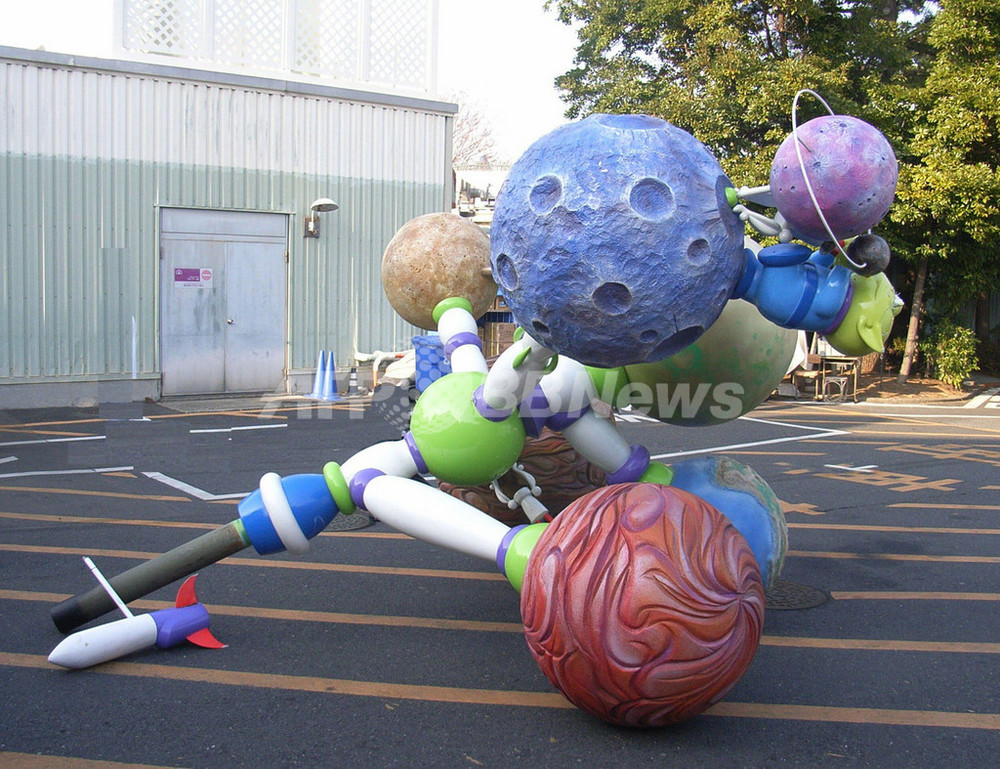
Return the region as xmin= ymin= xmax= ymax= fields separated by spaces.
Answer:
xmin=175 ymin=574 xmax=226 ymax=648
xmin=175 ymin=575 xmax=199 ymax=608
xmin=185 ymin=627 xmax=227 ymax=649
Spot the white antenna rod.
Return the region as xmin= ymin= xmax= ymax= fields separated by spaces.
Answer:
xmin=791 ymin=89 xmax=866 ymax=270
xmin=83 ymin=556 xmax=134 ymax=618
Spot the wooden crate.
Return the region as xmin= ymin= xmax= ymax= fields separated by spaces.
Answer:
xmin=481 ymin=321 xmax=517 ymax=358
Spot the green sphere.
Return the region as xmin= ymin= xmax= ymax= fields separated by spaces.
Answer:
xmin=601 ymin=299 xmax=796 ymax=426
xmin=410 ymin=371 xmax=526 ymax=486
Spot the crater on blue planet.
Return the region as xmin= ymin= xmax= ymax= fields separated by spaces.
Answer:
xmin=529 ymin=175 xmax=563 ymax=215
xmin=629 ymin=178 xmax=675 ymax=221
xmin=592 ymin=282 xmax=632 ymax=315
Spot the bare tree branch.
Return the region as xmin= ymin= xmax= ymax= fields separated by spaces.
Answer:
xmin=447 ymin=90 xmax=503 ymax=166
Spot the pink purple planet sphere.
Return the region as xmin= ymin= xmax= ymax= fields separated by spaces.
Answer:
xmin=770 ymin=114 xmax=898 ymax=242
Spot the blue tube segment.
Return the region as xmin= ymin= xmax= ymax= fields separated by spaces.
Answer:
xmin=238 ymin=474 xmax=339 ymax=555
xmin=734 ymin=244 xmax=852 ymax=331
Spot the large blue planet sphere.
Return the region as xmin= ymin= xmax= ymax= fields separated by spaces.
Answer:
xmin=668 ymin=455 xmax=787 ymax=588
xmin=490 ymin=114 xmax=746 ymax=368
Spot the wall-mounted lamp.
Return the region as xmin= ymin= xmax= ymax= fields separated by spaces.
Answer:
xmin=304 ymin=197 xmax=339 ymax=237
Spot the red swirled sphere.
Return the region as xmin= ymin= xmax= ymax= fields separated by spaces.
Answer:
xmin=520 ymin=483 xmax=764 ymax=727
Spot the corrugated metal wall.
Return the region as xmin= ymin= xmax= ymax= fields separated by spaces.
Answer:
xmin=956 ymin=294 xmax=1000 ymax=342
xmin=0 ymin=48 xmax=453 ymax=397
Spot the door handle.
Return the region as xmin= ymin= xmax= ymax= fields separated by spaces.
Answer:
xmin=227 ymin=318 xmax=234 ymax=325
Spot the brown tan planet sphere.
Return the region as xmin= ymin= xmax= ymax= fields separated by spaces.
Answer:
xmin=381 ymin=213 xmax=497 ymax=329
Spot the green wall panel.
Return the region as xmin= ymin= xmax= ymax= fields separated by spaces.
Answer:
xmin=0 ymin=153 xmax=443 ymax=384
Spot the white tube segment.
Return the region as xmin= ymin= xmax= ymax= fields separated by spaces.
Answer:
xmin=437 ymin=306 xmax=488 ymax=374
xmin=449 ymin=345 xmax=488 ymax=375
xmin=437 ymin=306 xmax=479 ymax=342
xmin=482 ymin=332 xmax=555 ymax=412
xmin=340 ymin=440 xmax=420 ymax=481
xmin=562 ymin=410 xmax=633 ymax=472
xmin=359 ymin=475 xmax=510 ymax=563
xmin=537 ymin=357 xmax=595 ymax=416
xmin=259 ymin=472 xmax=310 ymax=555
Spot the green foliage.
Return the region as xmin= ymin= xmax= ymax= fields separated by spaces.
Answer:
xmin=545 ymin=1 xmax=1000 ymax=332
xmin=890 ymin=0 xmax=1000 ymax=313
xmin=545 ymin=1 xmax=931 ymax=184
xmin=888 ymin=334 xmax=908 ymax=358
xmin=884 ymin=333 xmax=909 ymax=372
xmin=919 ymin=320 xmax=979 ymax=388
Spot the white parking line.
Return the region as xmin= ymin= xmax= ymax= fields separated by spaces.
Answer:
xmin=612 ymin=410 xmax=661 ymax=424
xmin=189 ymin=424 xmax=287 ymax=435
xmin=652 ymin=429 xmax=849 ymax=460
xmin=0 ymin=456 xmax=17 ymax=465
xmin=142 ymin=471 xmax=248 ymax=501
xmin=858 ymin=412 xmax=1000 ymax=419
xmin=0 ymin=465 xmax=133 ymax=479
xmin=741 ymin=415 xmax=842 ymax=431
xmin=823 ymin=464 xmax=877 ymax=473
xmin=965 ymin=387 xmax=1000 ymax=408
xmin=648 ymin=414 xmax=849 ymax=460
xmin=0 ymin=435 xmax=105 ymax=448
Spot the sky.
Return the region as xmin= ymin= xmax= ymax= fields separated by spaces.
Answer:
xmin=0 ymin=0 xmax=579 ymax=162
xmin=437 ymin=0 xmax=579 ymax=160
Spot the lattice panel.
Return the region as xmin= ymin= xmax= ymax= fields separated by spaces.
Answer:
xmin=214 ymin=0 xmax=285 ymax=70
xmin=367 ymin=0 xmax=428 ymax=89
xmin=123 ymin=0 xmax=202 ymax=57
xmin=293 ymin=0 xmax=361 ymax=80
xmin=119 ymin=0 xmax=434 ymax=92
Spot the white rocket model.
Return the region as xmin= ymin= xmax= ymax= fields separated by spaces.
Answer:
xmin=49 ymin=558 xmax=225 ymax=669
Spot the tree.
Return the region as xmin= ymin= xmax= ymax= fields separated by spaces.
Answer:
xmin=448 ymin=91 xmax=503 ymax=167
xmin=891 ymin=0 xmax=1000 ymax=380
xmin=548 ymin=1 xmax=1000 ymax=382
xmin=545 ymin=1 xmax=930 ymax=182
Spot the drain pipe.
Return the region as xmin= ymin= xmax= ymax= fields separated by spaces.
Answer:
xmin=354 ymin=349 xmax=410 ymax=388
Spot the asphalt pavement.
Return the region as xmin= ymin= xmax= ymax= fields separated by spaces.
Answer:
xmin=1 ymin=392 xmax=998 ymax=767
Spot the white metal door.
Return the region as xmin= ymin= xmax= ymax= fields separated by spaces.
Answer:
xmin=160 ymin=209 xmax=288 ymax=396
